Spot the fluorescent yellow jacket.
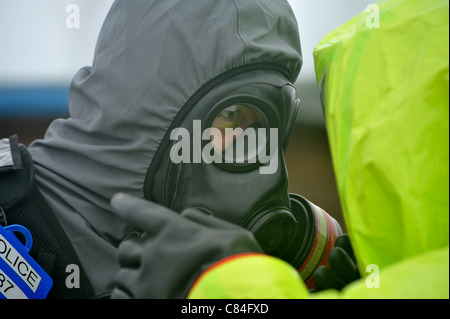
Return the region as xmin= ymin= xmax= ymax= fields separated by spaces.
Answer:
xmin=188 ymin=0 xmax=449 ymax=299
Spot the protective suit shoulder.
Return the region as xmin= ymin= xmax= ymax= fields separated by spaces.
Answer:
xmin=187 ymin=253 xmax=309 ymax=299
xmin=314 ymin=246 xmax=449 ymax=299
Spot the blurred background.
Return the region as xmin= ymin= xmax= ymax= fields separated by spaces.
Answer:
xmin=0 ymin=0 xmax=376 ymax=230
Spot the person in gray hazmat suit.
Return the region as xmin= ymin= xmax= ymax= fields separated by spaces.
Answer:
xmin=0 ymin=0 xmax=351 ymax=298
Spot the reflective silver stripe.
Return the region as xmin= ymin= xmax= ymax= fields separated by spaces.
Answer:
xmin=0 ymin=138 xmax=14 ymax=168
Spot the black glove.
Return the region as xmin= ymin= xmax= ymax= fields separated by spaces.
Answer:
xmin=313 ymin=234 xmax=360 ymax=291
xmin=109 ymin=193 xmax=263 ymax=299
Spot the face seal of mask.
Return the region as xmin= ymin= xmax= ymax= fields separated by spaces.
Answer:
xmin=145 ymin=69 xmax=342 ymax=287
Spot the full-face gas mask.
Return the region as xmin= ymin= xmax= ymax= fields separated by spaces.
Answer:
xmin=144 ymin=69 xmax=342 ymax=288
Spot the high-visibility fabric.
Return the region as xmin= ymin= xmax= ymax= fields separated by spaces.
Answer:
xmin=313 ymin=246 xmax=449 ymax=299
xmin=314 ymin=0 xmax=449 ymax=273
xmin=188 ymin=247 xmax=449 ymax=299
xmin=188 ymin=253 xmax=309 ymax=299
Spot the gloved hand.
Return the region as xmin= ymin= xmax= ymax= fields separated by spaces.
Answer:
xmin=109 ymin=193 xmax=263 ymax=299
xmin=313 ymin=234 xmax=360 ymax=291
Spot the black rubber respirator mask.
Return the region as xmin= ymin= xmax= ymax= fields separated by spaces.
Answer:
xmin=144 ymin=70 xmax=342 ymax=288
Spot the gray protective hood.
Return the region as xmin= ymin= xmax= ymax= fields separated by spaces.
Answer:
xmin=28 ymin=0 xmax=302 ymax=295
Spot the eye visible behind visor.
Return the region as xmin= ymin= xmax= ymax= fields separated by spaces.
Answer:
xmin=209 ymin=103 xmax=271 ymax=167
